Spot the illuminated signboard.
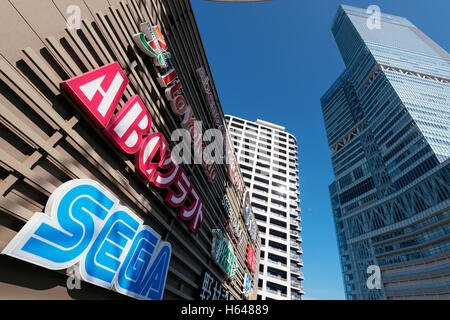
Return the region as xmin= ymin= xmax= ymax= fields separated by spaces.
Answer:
xmin=199 ymin=270 xmax=230 ymax=300
xmin=246 ymin=243 xmax=256 ymax=274
xmin=221 ymin=193 xmax=232 ymax=219
xmin=221 ymin=193 xmax=244 ymax=245
xmin=211 ymin=229 xmax=238 ymax=279
xmin=196 ymin=67 xmax=244 ymax=192
xmin=61 ymin=62 xmax=204 ymax=233
xmin=243 ymin=190 xmax=258 ymax=243
xmin=243 ymin=273 xmax=252 ymax=299
xmin=2 ymin=179 xmax=171 ymax=300
xmin=132 ymin=23 xmax=217 ymax=183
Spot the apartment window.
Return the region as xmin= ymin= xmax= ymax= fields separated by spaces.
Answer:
xmin=267 ymin=267 xmax=287 ymax=280
xmin=239 ymin=157 xmax=254 ymax=166
xmin=270 ymin=218 xmax=287 ymax=228
xmin=254 ymin=213 xmax=267 ymax=222
xmin=247 ymin=121 xmax=258 ymax=128
xmin=269 ymin=229 xmax=286 ymax=239
xmin=271 ymin=199 xmax=286 ymax=207
xmin=255 ymin=168 xmax=270 ymax=177
xmin=258 ymin=225 xmax=267 ymax=233
xmin=271 ymin=181 xmax=284 ymax=189
xmin=243 ymin=172 xmax=252 ymax=180
xmin=257 ymin=161 xmax=270 ymax=169
xmin=253 ymin=193 xmax=268 ymax=202
xmin=258 ymin=142 xmax=272 ymax=150
xmin=254 ymin=176 xmax=269 ymax=184
xmin=270 ymin=208 xmax=286 ymax=217
xmin=243 ymin=144 xmax=256 ymax=151
xmin=268 ymin=242 xmax=287 ymax=253
xmin=272 ymin=174 xmax=286 ymax=182
xmin=273 ymin=167 xmax=287 ymax=175
xmin=266 ymin=282 xmax=287 ymax=295
xmin=258 ymin=148 xmax=271 ymax=156
xmin=271 ymin=190 xmax=286 ymax=198
xmin=252 ymin=203 xmax=267 ymax=211
xmin=253 ymin=184 xmax=269 ymax=193
xmin=257 ymin=155 xmax=270 ymax=162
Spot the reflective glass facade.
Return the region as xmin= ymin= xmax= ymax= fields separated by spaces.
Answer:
xmin=322 ymin=5 xmax=450 ymax=299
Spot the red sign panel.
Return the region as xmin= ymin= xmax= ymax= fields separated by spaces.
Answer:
xmin=61 ymin=63 xmax=204 ymax=233
xmin=246 ymin=243 xmax=256 ymax=273
xmin=61 ymin=62 xmax=128 ymax=129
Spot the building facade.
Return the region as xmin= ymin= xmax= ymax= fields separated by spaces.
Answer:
xmin=0 ymin=0 xmax=260 ymax=300
xmin=322 ymin=5 xmax=450 ymax=300
xmin=225 ymin=116 xmax=303 ymax=300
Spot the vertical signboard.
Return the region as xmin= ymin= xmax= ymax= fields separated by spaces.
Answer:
xmin=211 ymin=229 xmax=238 ymax=280
xmin=246 ymin=243 xmax=256 ymax=274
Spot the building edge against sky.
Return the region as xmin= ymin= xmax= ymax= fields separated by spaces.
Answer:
xmin=225 ymin=115 xmax=304 ymax=300
xmin=321 ymin=5 xmax=450 ymax=300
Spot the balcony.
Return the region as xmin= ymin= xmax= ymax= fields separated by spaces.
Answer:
xmin=298 ymin=272 xmax=304 ymax=280
xmin=297 ymin=226 xmax=302 ymax=232
xmin=267 ymin=246 xmax=287 ymax=255
xmin=291 ymin=280 xmax=302 ymax=289
xmin=290 ymin=230 xmax=299 ymax=237
xmin=267 ymin=273 xmax=287 ymax=282
xmin=298 ymin=247 xmax=303 ymax=254
xmin=266 ymin=288 xmax=287 ymax=298
xmin=298 ymin=259 xmax=304 ymax=267
xmin=267 ymin=258 xmax=287 ymax=268
xmin=291 ymin=291 xmax=303 ymax=300
xmin=271 ymin=194 xmax=286 ymax=202
xmin=297 ymin=236 xmax=302 ymax=243
xmin=271 ymin=212 xmax=286 ymax=219
xmin=290 ymin=242 xmax=299 ymax=250
xmin=271 ymin=203 xmax=287 ymax=210
xmin=290 ymin=266 xmax=301 ymax=274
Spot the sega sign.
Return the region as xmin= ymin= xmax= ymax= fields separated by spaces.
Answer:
xmin=2 ymin=179 xmax=171 ymax=300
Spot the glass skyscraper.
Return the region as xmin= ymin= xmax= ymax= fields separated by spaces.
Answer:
xmin=321 ymin=5 xmax=450 ymax=299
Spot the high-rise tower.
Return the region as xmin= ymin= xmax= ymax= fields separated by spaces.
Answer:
xmin=322 ymin=5 xmax=450 ymax=300
xmin=225 ymin=116 xmax=304 ymax=300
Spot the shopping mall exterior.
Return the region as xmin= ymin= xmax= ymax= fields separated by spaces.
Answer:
xmin=0 ymin=0 xmax=260 ymax=300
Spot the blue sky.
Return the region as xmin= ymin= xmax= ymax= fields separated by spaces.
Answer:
xmin=191 ymin=0 xmax=450 ymax=300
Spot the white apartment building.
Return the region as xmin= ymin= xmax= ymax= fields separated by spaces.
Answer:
xmin=225 ymin=115 xmax=304 ymax=300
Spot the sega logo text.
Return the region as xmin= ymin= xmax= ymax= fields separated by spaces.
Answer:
xmin=2 ymin=179 xmax=171 ymax=300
